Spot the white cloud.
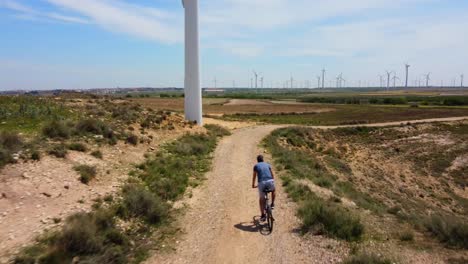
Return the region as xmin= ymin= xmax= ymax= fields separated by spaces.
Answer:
xmin=45 ymin=0 xmax=182 ymax=44
xmin=0 ymin=0 xmax=89 ymax=24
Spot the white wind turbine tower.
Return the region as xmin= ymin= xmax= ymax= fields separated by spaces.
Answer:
xmin=461 ymin=74 xmax=464 ymax=87
xmin=379 ymin=75 xmax=384 ymax=88
xmin=260 ymin=76 xmax=264 ymax=88
xmin=321 ymin=69 xmax=326 ymax=89
xmin=385 ymin=71 xmax=394 ymax=91
xmin=317 ymin=76 xmax=321 ymax=89
xmin=253 ymin=71 xmax=258 ymax=89
xmin=290 ymin=75 xmax=294 ymax=88
xmin=424 ymin=73 xmax=431 ymax=87
xmin=392 ymin=75 xmax=400 ymax=89
xmin=405 ymin=64 xmax=410 ymax=88
xmin=182 ymin=0 xmax=202 ymax=125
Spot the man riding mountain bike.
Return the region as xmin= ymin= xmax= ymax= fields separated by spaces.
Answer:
xmin=252 ymin=155 xmax=276 ymax=222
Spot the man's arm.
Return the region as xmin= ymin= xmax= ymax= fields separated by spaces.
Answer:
xmin=269 ymin=166 xmax=275 ymax=180
xmin=252 ymin=171 xmax=257 ymax=188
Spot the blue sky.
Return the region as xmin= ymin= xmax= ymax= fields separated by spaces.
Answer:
xmin=0 ymin=0 xmax=467 ymax=90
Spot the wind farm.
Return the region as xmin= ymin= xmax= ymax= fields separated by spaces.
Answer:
xmin=1 ymin=1 xmax=468 ymax=264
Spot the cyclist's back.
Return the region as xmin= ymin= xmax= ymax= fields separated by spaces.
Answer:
xmin=254 ymin=161 xmax=273 ymax=182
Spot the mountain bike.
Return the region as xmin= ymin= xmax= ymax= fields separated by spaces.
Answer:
xmin=263 ymin=187 xmax=275 ymax=232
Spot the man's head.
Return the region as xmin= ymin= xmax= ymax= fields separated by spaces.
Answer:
xmin=257 ymin=155 xmax=264 ymax=163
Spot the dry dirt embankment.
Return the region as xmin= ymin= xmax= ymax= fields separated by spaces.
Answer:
xmin=0 ymin=128 xmax=193 ymax=263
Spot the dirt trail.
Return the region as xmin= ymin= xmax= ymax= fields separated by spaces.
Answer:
xmin=148 ymin=116 xmax=468 ymax=264
xmin=147 ymin=125 xmax=346 ymax=264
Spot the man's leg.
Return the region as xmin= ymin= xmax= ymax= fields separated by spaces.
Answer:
xmin=271 ymin=190 xmax=276 ymax=206
xmin=259 ymin=196 xmax=265 ymax=216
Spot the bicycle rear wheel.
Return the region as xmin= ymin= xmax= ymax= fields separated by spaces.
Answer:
xmin=266 ymin=206 xmax=274 ymax=232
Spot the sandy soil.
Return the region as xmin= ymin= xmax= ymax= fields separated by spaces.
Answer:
xmin=0 ymin=128 xmax=194 ymax=263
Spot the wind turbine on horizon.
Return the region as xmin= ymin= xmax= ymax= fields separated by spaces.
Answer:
xmin=379 ymin=75 xmax=384 ymax=88
xmin=405 ymin=63 xmax=410 ymax=88
xmin=424 ymin=73 xmax=431 ymax=87
xmin=253 ymin=71 xmax=259 ymax=89
xmin=386 ymin=71 xmax=394 ymax=91
xmin=321 ymin=69 xmax=326 ymax=89
xmin=392 ymin=75 xmax=400 ymax=89
xmin=461 ymin=74 xmax=464 ymax=87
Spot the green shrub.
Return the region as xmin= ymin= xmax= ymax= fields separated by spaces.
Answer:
xmin=48 ymin=144 xmax=68 ymax=158
xmin=343 ymin=252 xmax=392 ymax=264
xmin=399 ymin=230 xmax=414 ymax=241
xmin=285 ymin=182 xmax=363 ymax=241
xmin=0 ymin=131 xmax=22 ymax=150
xmin=285 ymin=181 xmax=314 ymax=202
xmin=59 ymin=213 xmax=103 ymax=254
xmin=30 ymin=150 xmax=41 ymax=161
xmin=75 ymin=119 xmax=114 ymax=139
xmin=120 ymin=184 xmax=169 ymax=224
xmin=42 ymin=120 xmax=71 ymax=139
xmin=91 ymin=150 xmax=103 ymax=159
xmin=424 ymin=214 xmax=468 ymax=248
xmin=298 ymin=198 xmax=364 ymax=241
xmin=74 ymin=165 xmax=97 ymax=184
xmin=0 ymin=147 xmax=13 ymax=168
xmin=125 ymin=133 xmax=138 ymax=145
xmin=204 ymin=124 xmax=231 ymax=137
xmin=68 ymin=142 xmax=87 ymax=152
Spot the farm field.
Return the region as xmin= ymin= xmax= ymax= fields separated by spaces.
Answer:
xmin=133 ymin=96 xmax=468 ymax=126
xmin=1 ymin=92 xmax=467 ymax=264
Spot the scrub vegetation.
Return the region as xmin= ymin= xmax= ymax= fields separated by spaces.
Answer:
xmin=14 ymin=124 xmax=230 ymax=264
xmin=264 ymin=120 xmax=468 ymax=260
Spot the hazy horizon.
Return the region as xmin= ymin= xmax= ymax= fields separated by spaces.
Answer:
xmin=1 ymin=0 xmax=467 ymax=90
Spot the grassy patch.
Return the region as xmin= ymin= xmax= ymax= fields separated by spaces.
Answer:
xmin=42 ymin=119 xmax=72 ymax=139
xmin=0 ymin=96 xmax=73 ymax=133
xmin=287 ymin=181 xmax=364 ymax=241
xmin=0 ymin=131 xmax=22 ymax=168
xmin=118 ymin=183 xmax=169 ymax=224
xmin=264 ymin=127 xmax=385 ymax=214
xmin=424 ymin=214 xmax=468 ymax=249
xmin=91 ymin=150 xmax=103 ymax=159
xmin=48 ymin=144 xmax=68 ymax=158
xmin=137 ymin=125 xmax=229 ymax=201
xmin=74 ymin=165 xmax=97 ymax=184
xmin=343 ymin=252 xmax=393 ymax=264
xmin=399 ymin=230 xmax=414 ymax=242
xmin=68 ymin=142 xmax=87 ymax=152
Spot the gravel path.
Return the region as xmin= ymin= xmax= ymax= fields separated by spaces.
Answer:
xmin=146 ymin=125 xmax=346 ymax=264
